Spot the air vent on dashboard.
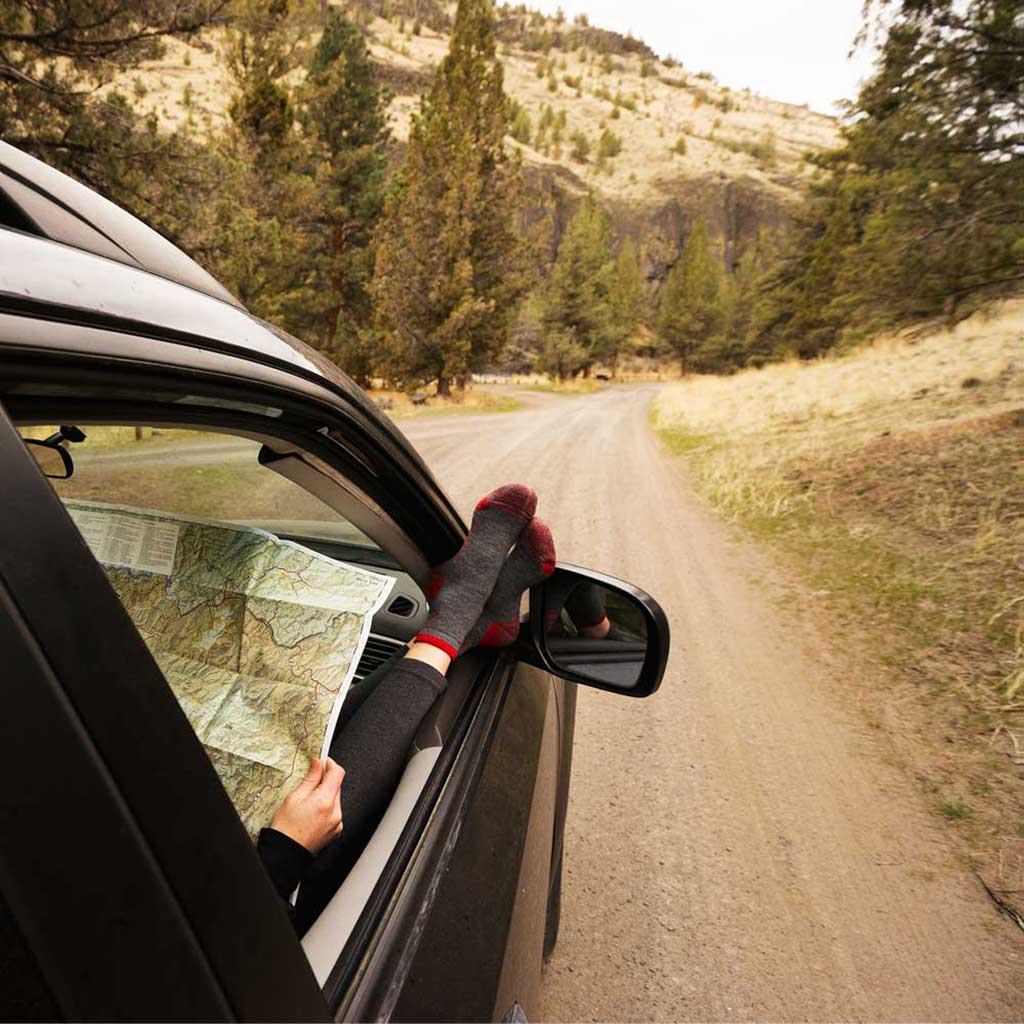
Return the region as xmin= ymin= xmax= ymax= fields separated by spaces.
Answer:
xmin=354 ymin=634 xmax=405 ymax=682
xmin=387 ymin=595 xmax=417 ymax=618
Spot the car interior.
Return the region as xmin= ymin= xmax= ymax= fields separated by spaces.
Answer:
xmin=13 ymin=404 xmax=480 ymax=982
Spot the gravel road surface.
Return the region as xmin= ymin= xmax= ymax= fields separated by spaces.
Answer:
xmin=398 ymin=386 xmax=1024 ymax=1022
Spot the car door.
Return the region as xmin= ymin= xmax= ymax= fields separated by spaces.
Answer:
xmin=0 ymin=403 xmax=330 ymax=1021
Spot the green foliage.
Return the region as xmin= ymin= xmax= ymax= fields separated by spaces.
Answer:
xmin=509 ymin=103 xmax=532 ymax=144
xmin=656 ymin=219 xmax=724 ymax=372
xmin=0 ymin=0 xmax=227 ymax=237
xmin=300 ymin=9 xmax=391 ymax=379
xmin=371 ymin=0 xmax=527 ymax=394
xmin=538 ymin=196 xmax=616 ymax=379
xmin=671 ymin=135 xmax=687 ymax=156
xmin=569 ymin=130 xmax=590 ymax=162
xmin=597 ymin=128 xmax=622 ymax=160
xmin=607 ymin=239 xmax=647 ymax=368
xmin=748 ymin=0 xmax=1024 ymax=359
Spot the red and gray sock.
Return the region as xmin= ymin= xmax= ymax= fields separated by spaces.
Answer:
xmin=461 ymin=518 xmax=556 ymax=652
xmin=414 ymin=483 xmax=537 ymax=658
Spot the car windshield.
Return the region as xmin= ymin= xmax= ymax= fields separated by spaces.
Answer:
xmin=17 ymin=423 xmax=379 ymax=551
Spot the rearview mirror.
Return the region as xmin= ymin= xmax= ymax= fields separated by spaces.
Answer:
xmin=24 ymin=437 xmax=73 ymax=479
xmin=23 ymin=425 xmax=86 ymax=479
xmin=518 ymin=565 xmax=669 ymax=697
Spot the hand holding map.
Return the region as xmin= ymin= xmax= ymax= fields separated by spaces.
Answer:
xmin=66 ymin=500 xmax=394 ymax=838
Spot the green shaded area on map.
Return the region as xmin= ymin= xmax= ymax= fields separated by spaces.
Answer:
xmin=65 ymin=500 xmax=393 ymax=838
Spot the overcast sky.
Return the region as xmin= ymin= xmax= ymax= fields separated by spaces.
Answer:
xmin=529 ymin=0 xmax=879 ymax=115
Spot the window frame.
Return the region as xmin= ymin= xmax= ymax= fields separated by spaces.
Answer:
xmin=0 ymin=317 xmax=518 ymax=1021
xmin=0 ymin=401 xmax=331 ymax=1021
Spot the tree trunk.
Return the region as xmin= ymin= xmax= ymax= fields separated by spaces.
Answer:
xmin=436 ymin=376 xmax=451 ymax=397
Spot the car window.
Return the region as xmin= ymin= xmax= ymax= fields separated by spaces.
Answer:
xmin=18 ymin=423 xmax=377 ymax=549
xmin=15 ymin=422 xmax=396 ymax=846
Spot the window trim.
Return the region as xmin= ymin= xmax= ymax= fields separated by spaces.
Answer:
xmin=0 ymin=402 xmax=331 ymax=1020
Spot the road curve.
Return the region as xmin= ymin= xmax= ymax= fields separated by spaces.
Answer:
xmin=398 ymin=386 xmax=1024 ymax=1023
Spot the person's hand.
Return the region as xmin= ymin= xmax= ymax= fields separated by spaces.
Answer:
xmin=269 ymin=756 xmax=345 ymax=854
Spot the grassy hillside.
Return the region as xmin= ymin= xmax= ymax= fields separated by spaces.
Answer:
xmin=652 ymin=301 xmax=1024 ymax=875
xmin=112 ymin=6 xmax=837 ymax=213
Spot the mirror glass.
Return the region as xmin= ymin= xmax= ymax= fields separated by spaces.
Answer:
xmin=545 ymin=580 xmax=648 ymax=690
xmin=24 ymin=439 xmax=72 ymax=479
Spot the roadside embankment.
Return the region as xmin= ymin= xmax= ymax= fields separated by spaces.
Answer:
xmin=652 ymin=300 xmax=1024 ymax=889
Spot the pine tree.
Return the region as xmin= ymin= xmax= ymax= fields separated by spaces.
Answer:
xmin=301 ymin=10 xmax=391 ymax=381
xmin=0 ymin=1 xmax=227 ymax=240
xmin=201 ymin=0 xmax=319 ymax=337
xmin=607 ymin=239 xmax=647 ymax=374
xmin=539 ymin=196 xmax=616 ymax=379
xmin=371 ymin=0 xmax=527 ymax=394
xmin=656 ymin=219 xmax=722 ymax=372
xmin=748 ymin=0 xmax=1023 ymax=360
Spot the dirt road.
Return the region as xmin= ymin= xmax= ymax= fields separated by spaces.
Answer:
xmin=399 ymin=386 xmax=1024 ymax=1022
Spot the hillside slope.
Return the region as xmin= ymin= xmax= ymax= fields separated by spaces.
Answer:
xmin=114 ymin=2 xmax=838 ymax=272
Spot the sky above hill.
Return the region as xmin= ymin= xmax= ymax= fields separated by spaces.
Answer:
xmin=529 ymin=0 xmax=878 ymax=114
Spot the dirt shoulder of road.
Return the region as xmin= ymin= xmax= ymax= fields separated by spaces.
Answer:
xmin=651 ymin=300 xmax=1024 ymax=905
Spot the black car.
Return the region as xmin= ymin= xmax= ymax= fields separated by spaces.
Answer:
xmin=0 ymin=142 xmax=669 ymax=1023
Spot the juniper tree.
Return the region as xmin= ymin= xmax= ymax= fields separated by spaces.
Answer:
xmin=371 ymin=0 xmax=527 ymax=395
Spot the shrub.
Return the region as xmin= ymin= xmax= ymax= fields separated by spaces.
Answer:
xmin=672 ymin=135 xmax=687 ymax=156
xmin=597 ymin=128 xmax=622 ymax=159
xmin=564 ymin=73 xmax=582 ymax=90
xmin=640 ymin=59 xmax=654 ymax=78
xmin=510 ymin=106 xmax=532 ymax=144
xmin=132 ymin=77 xmax=147 ymax=99
xmin=570 ymin=130 xmax=590 ymax=162
xmin=610 ymin=105 xmax=621 ymax=120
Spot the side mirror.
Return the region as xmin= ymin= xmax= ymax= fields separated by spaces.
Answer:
xmin=517 ymin=564 xmax=670 ymax=697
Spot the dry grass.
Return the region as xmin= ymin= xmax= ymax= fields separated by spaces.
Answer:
xmin=652 ymin=299 xmax=1024 ymax=872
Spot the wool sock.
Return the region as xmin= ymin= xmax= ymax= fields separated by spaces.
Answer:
xmin=461 ymin=518 xmax=556 ymax=651
xmin=414 ymin=483 xmax=537 ymax=657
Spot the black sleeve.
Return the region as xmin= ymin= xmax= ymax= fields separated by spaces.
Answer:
xmin=257 ymin=828 xmax=313 ymax=901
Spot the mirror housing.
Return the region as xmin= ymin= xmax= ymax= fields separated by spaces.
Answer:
xmin=517 ymin=564 xmax=669 ymax=698
xmin=24 ymin=437 xmax=73 ymax=479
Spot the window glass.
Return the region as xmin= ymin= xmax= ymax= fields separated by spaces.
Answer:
xmin=15 ymin=422 xmax=396 ymax=848
xmin=18 ymin=424 xmax=376 ymax=548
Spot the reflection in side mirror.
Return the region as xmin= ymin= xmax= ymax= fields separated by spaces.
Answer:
xmin=520 ymin=565 xmax=670 ymax=698
xmin=547 ymin=581 xmax=648 ymax=689
xmin=24 ymin=438 xmax=74 ymax=479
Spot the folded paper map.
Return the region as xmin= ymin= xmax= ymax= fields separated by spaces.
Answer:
xmin=66 ymin=500 xmax=394 ymax=838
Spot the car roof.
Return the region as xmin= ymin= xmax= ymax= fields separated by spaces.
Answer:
xmin=0 ymin=141 xmax=239 ymax=306
xmin=0 ymin=143 xmax=381 ymax=418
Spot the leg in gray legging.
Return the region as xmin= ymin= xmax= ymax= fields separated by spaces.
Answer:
xmin=295 ymin=654 xmax=447 ymax=930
